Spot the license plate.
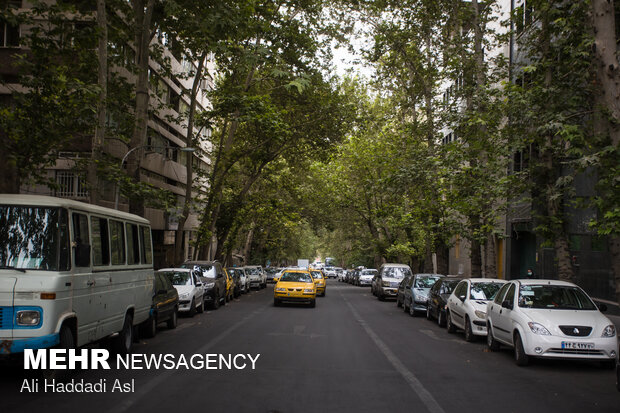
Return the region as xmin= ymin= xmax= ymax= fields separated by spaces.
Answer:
xmin=561 ymin=341 xmax=594 ymax=350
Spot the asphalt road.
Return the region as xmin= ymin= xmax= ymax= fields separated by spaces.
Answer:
xmin=2 ymin=280 xmax=619 ymax=413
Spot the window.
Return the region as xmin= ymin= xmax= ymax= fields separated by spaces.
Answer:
xmin=140 ymin=225 xmax=153 ymax=264
xmin=504 ymin=284 xmax=516 ymax=307
xmin=126 ymin=223 xmax=140 ymax=264
xmin=55 ymin=171 xmax=88 ymax=198
xmin=91 ymin=216 xmax=110 ymax=266
xmin=109 ymin=220 xmax=125 ymax=265
xmin=454 ymin=281 xmax=468 ymax=299
xmin=494 ymin=283 xmax=511 ymax=305
xmin=72 ymin=212 xmax=90 ymax=267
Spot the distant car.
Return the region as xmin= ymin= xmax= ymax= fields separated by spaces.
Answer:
xmin=266 ymin=268 xmax=279 ymax=283
xmin=486 ymin=279 xmax=617 ymax=367
xmin=224 ymin=268 xmax=235 ymax=302
xmin=245 ymin=265 xmax=266 ymax=289
xmin=372 ymin=263 xmax=412 ymax=300
xmin=446 ymin=278 xmax=507 ymax=341
xmin=338 ymin=270 xmax=348 ymax=282
xmin=358 ymin=269 xmax=377 ymax=286
xmin=401 ymin=273 xmax=444 ymax=316
xmin=324 ymin=267 xmax=336 ymax=279
xmin=274 ymin=270 xmax=317 ymax=307
xmin=426 ymin=277 xmax=462 ymax=326
xmin=226 ymin=267 xmax=245 ymax=297
xmin=181 ymin=261 xmax=227 ymax=309
xmin=142 ymin=271 xmax=179 ymax=337
xmin=159 ymin=268 xmax=204 ymax=316
xmin=309 ymin=269 xmax=326 ymax=297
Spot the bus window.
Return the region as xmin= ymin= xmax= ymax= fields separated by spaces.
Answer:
xmin=140 ymin=226 xmax=153 ymax=264
xmin=91 ymin=216 xmax=110 ymax=266
xmin=110 ymin=220 xmax=126 ymax=265
xmin=126 ymin=223 xmax=140 ymax=265
xmin=72 ymin=212 xmax=90 ymax=267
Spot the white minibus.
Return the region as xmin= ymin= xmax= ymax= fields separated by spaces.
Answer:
xmin=0 ymin=195 xmax=153 ymax=356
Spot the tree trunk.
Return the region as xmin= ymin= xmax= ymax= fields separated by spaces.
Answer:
xmin=470 ymin=238 xmax=482 ymax=277
xmin=435 ymin=242 xmax=449 ymax=275
xmin=127 ymin=0 xmax=155 ymax=216
xmin=242 ymin=223 xmax=255 ymax=264
xmin=88 ymin=0 xmax=107 ymax=205
xmin=174 ymin=54 xmax=206 ymax=265
xmin=484 ymin=234 xmax=496 ymax=278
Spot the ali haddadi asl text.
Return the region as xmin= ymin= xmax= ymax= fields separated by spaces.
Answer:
xmin=20 ymin=378 xmax=134 ymax=393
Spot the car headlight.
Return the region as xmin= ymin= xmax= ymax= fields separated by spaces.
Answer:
xmin=474 ymin=310 xmax=487 ymax=320
xmin=275 ymin=288 xmax=286 ymax=292
xmin=382 ymin=281 xmax=390 ymax=287
xmin=602 ymin=325 xmax=616 ymax=338
xmin=527 ymin=322 xmax=551 ymax=335
xmin=303 ymin=288 xmax=315 ymax=293
xmin=16 ymin=309 xmax=41 ymax=326
xmin=179 ymin=293 xmax=189 ymax=299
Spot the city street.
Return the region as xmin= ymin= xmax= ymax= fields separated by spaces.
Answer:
xmin=2 ymin=280 xmax=618 ymax=413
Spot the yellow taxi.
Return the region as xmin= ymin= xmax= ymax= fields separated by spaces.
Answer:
xmin=309 ymin=269 xmax=326 ymax=297
xmin=274 ymin=270 xmax=316 ymax=307
xmin=224 ymin=268 xmax=235 ymax=302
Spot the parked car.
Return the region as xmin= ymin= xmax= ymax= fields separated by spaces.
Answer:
xmin=372 ymin=263 xmax=412 ymax=300
xmin=486 ymin=279 xmax=617 ymax=367
xmin=181 ymin=261 xmax=226 ymax=309
xmin=426 ymin=277 xmax=463 ymax=326
xmin=160 ymin=268 xmax=204 ymax=316
xmin=358 ymin=269 xmax=377 ymax=286
xmin=309 ymin=269 xmax=326 ymax=297
xmin=266 ymin=267 xmax=279 ymax=283
xmin=274 ymin=269 xmax=317 ymax=307
xmin=226 ymin=267 xmax=245 ymax=297
xmin=338 ymin=270 xmax=348 ymax=282
xmin=335 ymin=268 xmax=344 ymax=280
xmin=401 ymin=273 xmax=444 ymax=316
xmin=324 ymin=266 xmax=336 ymax=279
xmin=142 ymin=271 xmax=179 ymax=337
xmin=445 ymin=278 xmax=507 ymax=341
xmin=245 ymin=265 xmax=266 ymax=289
xmin=224 ymin=268 xmax=235 ymax=302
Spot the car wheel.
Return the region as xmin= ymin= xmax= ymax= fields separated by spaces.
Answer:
xmin=426 ymin=306 xmax=432 ymax=320
xmin=446 ymin=311 xmax=456 ymax=333
xmin=274 ymin=298 xmax=280 ymax=307
xmin=396 ymin=296 xmax=402 ymax=308
xmin=464 ymin=317 xmax=474 ymax=342
xmin=212 ymin=293 xmax=220 ymax=310
xmin=486 ymin=323 xmax=500 ymax=351
xmin=322 ymin=290 xmax=326 ymax=297
xmin=188 ymin=298 xmax=197 ymax=317
xmin=167 ymin=310 xmax=178 ymax=329
xmin=309 ymin=299 xmax=316 ymax=308
xmin=514 ymin=332 xmax=529 ymax=366
xmin=142 ymin=314 xmax=157 ymax=338
xmin=42 ymin=324 xmax=75 ymax=380
xmin=197 ymin=299 xmax=204 ymax=314
xmin=437 ymin=310 xmax=445 ymax=327
xmin=112 ymin=313 xmax=134 ymax=354
xmin=409 ymin=303 xmax=416 ymax=317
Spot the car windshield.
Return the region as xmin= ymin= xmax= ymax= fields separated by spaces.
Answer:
xmin=469 ymin=282 xmax=503 ymax=300
xmin=0 ymin=206 xmax=70 ymax=271
xmin=245 ymin=267 xmax=260 ymax=275
xmin=518 ymin=285 xmax=597 ymax=310
xmin=181 ymin=263 xmax=216 ymax=279
xmin=414 ymin=276 xmax=441 ymax=288
xmin=161 ymin=271 xmax=192 ymax=286
xmin=280 ymin=272 xmax=313 ymax=283
xmin=311 ymin=271 xmax=323 ymax=279
xmin=362 ymin=270 xmax=377 ymax=275
xmin=383 ymin=267 xmax=411 ymax=279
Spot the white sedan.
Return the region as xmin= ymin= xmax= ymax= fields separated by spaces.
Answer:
xmin=446 ymin=278 xmax=507 ymax=341
xmin=486 ymin=279 xmax=617 ymax=367
xmin=157 ymin=268 xmax=204 ymax=316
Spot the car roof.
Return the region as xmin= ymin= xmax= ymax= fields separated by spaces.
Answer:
xmin=157 ymin=268 xmax=192 ymax=272
xmin=515 ymin=279 xmax=577 ymax=287
xmin=414 ymin=273 xmax=443 ymax=277
xmin=465 ymin=278 xmax=507 ymax=283
xmin=381 ymin=263 xmax=410 ymax=267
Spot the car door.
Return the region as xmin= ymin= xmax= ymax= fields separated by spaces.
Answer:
xmin=448 ymin=281 xmax=468 ymax=329
xmin=192 ymin=271 xmax=204 ymax=302
xmin=493 ymin=283 xmax=516 ymax=344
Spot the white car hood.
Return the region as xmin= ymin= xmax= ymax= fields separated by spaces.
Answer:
xmin=521 ymin=308 xmax=613 ymax=335
xmin=360 ymin=275 xmax=374 ymax=281
xmin=174 ymin=285 xmax=195 ymax=296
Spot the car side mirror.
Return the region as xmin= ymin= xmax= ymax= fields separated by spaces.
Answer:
xmin=196 ymin=282 xmax=203 ymax=287
xmin=501 ymin=300 xmax=513 ymax=310
xmin=458 ymin=294 xmax=466 ymax=302
xmin=598 ymin=303 xmax=608 ymax=312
